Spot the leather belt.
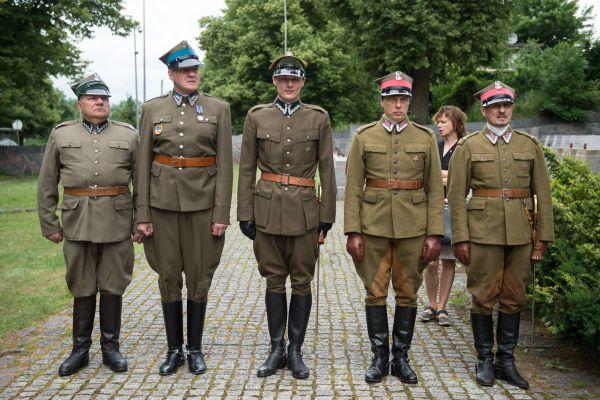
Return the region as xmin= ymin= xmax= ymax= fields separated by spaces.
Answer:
xmin=366 ymin=179 xmax=424 ymax=190
xmin=473 ymin=188 xmax=531 ymax=198
xmin=154 ymin=154 xmax=217 ymax=168
xmin=64 ymin=186 xmax=129 ymax=197
xmin=260 ymin=172 xmax=315 ymax=187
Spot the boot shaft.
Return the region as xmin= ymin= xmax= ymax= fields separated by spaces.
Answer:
xmin=187 ymin=300 xmax=207 ymax=350
xmin=392 ymin=306 xmax=417 ymax=358
xmin=162 ymin=300 xmax=183 ymax=349
xmin=73 ymin=295 xmax=97 ymax=350
xmin=365 ymin=306 xmax=389 ymax=355
xmin=496 ymin=311 xmax=521 ymax=361
xmin=288 ymin=293 xmax=312 ymax=346
xmin=265 ymin=291 xmax=287 ymax=350
xmin=470 ymin=312 xmax=494 ymax=359
xmin=99 ymin=293 xmax=122 ymax=347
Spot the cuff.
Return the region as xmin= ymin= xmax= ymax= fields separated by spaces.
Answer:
xmin=237 ymin=205 xmax=254 ymax=222
xmin=136 ymin=205 xmax=152 ymax=223
xmin=212 ymin=205 xmax=231 ymax=225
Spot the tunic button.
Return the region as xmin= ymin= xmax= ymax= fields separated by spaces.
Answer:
xmin=504 ymin=178 xmax=509 ymax=182
xmin=94 ymin=149 xmax=99 ymax=153
xmin=181 ymin=111 xmax=185 ymax=115
xmin=93 ymin=139 xmax=98 ymax=143
xmin=286 ymin=138 xmax=291 ymax=142
xmin=179 ymin=167 xmax=182 ymax=171
xmin=284 ymin=187 xmax=289 ymax=191
xmin=94 ymin=172 xmax=99 ymax=176
xmin=502 ymin=158 xmax=506 ymax=162
xmin=179 ymin=133 xmax=184 ymax=137
xmin=179 ymin=121 xmax=184 ymax=125
xmin=94 ymin=160 xmax=98 ymax=164
xmin=394 ymin=140 xmax=399 ymax=144
xmin=160 ymin=118 xmax=164 ymax=122
xmin=266 ymin=134 xmax=270 ymax=138
xmin=179 ymin=145 xmax=184 ymax=149
xmin=286 ymin=126 xmax=291 ymax=130
xmin=286 ymin=151 xmax=290 ymax=155
xmin=286 ymin=163 xmax=290 ymax=167
xmin=306 ymin=136 xmax=310 ymax=140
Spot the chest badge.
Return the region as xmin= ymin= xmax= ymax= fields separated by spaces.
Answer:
xmin=196 ymin=104 xmax=206 ymax=122
xmin=412 ymin=155 xmax=419 ymax=162
xmin=154 ymin=123 xmax=162 ymax=136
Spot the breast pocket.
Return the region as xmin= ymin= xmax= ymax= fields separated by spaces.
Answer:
xmin=471 ymin=153 xmax=496 ymax=179
xmin=404 ymin=144 xmax=427 ymax=171
xmin=195 ymin=114 xmax=218 ymax=140
xmin=298 ymin=130 xmax=319 ymax=162
xmin=364 ymin=143 xmax=387 ymax=168
xmin=512 ymin=152 xmax=534 ymax=177
xmin=151 ymin=115 xmax=172 ymax=137
xmin=59 ymin=139 xmax=82 ymax=164
xmin=256 ymin=129 xmax=281 ymax=161
xmin=108 ymin=140 xmax=131 ymax=165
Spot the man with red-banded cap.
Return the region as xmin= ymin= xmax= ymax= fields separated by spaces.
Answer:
xmin=237 ymin=52 xmax=336 ymax=379
xmin=344 ymin=71 xmax=444 ymax=384
xmin=447 ymin=81 xmax=554 ymax=389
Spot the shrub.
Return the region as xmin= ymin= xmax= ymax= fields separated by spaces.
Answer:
xmin=535 ymin=149 xmax=600 ymax=351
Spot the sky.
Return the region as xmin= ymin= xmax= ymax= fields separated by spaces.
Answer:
xmin=53 ymin=0 xmax=600 ymax=104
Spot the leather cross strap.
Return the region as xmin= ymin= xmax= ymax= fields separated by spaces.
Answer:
xmin=473 ymin=188 xmax=531 ymax=198
xmin=64 ymin=186 xmax=129 ymax=197
xmin=366 ymin=179 xmax=424 ymax=190
xmin=260 ymin=172 xmax=315 ymax=187
xmin=154 ymin=153 xmax=217 ymax=168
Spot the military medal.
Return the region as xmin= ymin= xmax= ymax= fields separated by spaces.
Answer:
xmin=412 ymin=155 xmax=419 ymax=162
xmin=154 ymin=123 xmax=163 ymax=135
xmin=196 ymin=104 xmax=205 ymax=122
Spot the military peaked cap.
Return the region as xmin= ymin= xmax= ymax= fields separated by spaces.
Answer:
xmin=269 ymin=51 xmax=307 ymax=78
xmin=160 ymin=40 xmax=201 ymax=69
xmin=474 ymin=81 xmax=515 ymax=107
xmin=70 ymin=73 xmax=111 ymax=98
xmin=374 ymin=71 xmax=413 ymax=97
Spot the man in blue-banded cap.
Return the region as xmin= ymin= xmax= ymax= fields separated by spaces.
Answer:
xmin=38 ymin=73 xmax=140 ymax=376
xmin=136 ymin=41 xmax=233 ymax=376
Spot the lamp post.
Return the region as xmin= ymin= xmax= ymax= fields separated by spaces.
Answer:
xmin=134 ymin=22 xmax=142 ymax=130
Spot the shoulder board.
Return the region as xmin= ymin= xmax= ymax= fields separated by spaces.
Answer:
xmin=355 ymin=121 xmax=377 ymax=135
xmin=457 ymin=130 xmax=481 ymax=146
xmin=111 ymin=120 xmax=136 ymax=131
xmin=513 ymin=129 xmax=539 ymax=143
xmin=54 ymin=120 xmax=78 ymax=130
xmin=302 ymin=103 xmax=327 ymax=114
xmin=144 ymin=93 xmax=169 ymax=104
xmin=201 ymin=92 xmax=227 ymax=104
xmin=411 ymin=121 xmax=435 ymax=136
xmin=249 ymin=103 xmax=273 ymax=113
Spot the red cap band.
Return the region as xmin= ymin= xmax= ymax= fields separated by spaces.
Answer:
xmin=481 ymin=88 xmax=514 ymax=102
xmin=381 ymin=79 xmax=412 ymax=90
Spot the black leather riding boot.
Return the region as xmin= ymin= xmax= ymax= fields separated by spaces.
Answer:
xmin=287 ymin=292 xmax=311 ymax=379
xmin=391 ymin=306 xmax=418 ymax=384
xmin=58 ymin=295 xmax=96 ymax=376
xmin=187 ymin=299 xmax=207 ymax=374
xmin=159 ymin=300 xmax=184 ymax=375
xmin=471 ymin=312 xmax=494 ymax=386
xmin=257 ymin=291 xmax=287 ymax=377
xmin=364 ymin=305 xmax=390 ymax=383
xmin=494 ymin=311 xmax=529 ymax=389
xmin=99 ymin=293 xmax=127 ymax=372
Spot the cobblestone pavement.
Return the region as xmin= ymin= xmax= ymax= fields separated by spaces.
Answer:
xmin=0 ymin=202 xmax=550 ymax=399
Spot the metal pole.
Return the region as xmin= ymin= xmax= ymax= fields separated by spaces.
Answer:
xmin=142 ymin=0 xmax=147 ymax=101
xmin=134 ymin=23 xmax=140 ymax=130
xmin=283 ymin=0 xmax=287 ymax=52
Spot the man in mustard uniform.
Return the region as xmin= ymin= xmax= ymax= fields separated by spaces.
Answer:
xmin=344 ymin=71 xmax=444 ymax=384
xmin=38 ymin=74 xmax=139 ymax=376
xmin=237 ymin=52 xmax=336 ymax=379
xmin=447 ymin=81 xmax=554 ymax=389
xmin=136 ymin=41 xmax=233 ymax=375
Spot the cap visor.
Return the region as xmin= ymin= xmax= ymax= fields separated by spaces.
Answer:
xmin=483 ymin=97 xmax=514 ymax=107
xmin=175 ymin=58 xmax=201 ymax=69
xmin=81 ymin=89 xmax=111 ymax=97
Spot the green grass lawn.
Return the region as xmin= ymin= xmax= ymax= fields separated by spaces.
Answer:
xmin=0 ymin=165 xmax=240 ymax=339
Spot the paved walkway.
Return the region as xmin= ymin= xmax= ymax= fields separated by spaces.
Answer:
xmin=0 ymin=202 xmax=553 ymax=399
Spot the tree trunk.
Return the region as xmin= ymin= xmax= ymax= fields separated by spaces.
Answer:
xmin=411 ymin=67 xmax=431 ymax=125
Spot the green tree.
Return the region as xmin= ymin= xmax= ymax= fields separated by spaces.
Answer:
xmin=111 ymin=95 xmax=138 ymax=127
xmin=0 ymin=1 xmax=135 ymax=140
xmin=512 ymin=0 xmax=592 ymax=47
xmin=198 ymin=0 xmax=378 ymax=133
xmin=513 ymin=42 xmax=594 ymax=121
xmin=326 ymin=0 xmax=513 ymax=123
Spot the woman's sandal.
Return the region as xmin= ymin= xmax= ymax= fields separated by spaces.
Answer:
xmin=419 ymin=306 xmax=437 ymax=322
xmin=437 ymin=309 xmax=452 ymax=326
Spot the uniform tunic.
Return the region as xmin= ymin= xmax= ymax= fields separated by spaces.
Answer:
xmin=136 ymin=92 xmax=233 ymax=302
xmin=447 ymin=127 xmax=554 ymax=314
xmin=237 ymin=100 xmax=336 ymax=294
xmin=344 ymin=116 xmax=444 ymax=306
xmin=37 ymin=120 xmax=138 ymax=297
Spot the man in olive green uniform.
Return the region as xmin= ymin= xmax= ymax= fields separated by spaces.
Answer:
xmin=237 ymin=52 xmax=336 ymax=379
xmin=447 ymin=81 xmax=554 ymax=389
xmin=136 ymin=41 xmax=233 ymax=375
xmin=37 ymin=74 xmax=139 ymax=376
xmin=344 ymin=71 xmax=444 ymax=384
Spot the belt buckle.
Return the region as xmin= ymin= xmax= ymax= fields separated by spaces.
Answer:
xmin=387 ymin=178 xmax=394 ymax=190
xmin=502 ymin=188 xmax=509 ymax=200
xmin=280 ymin=173 xmax=290 ymax=186
xmin=171 ymin=156 xmax=184 ymax=167
xmin=88 ymin=185 xmax=98 ymax=198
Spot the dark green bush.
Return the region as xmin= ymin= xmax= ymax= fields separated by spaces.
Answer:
xmin=535 ymin=149 xmax=600 ymax=351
